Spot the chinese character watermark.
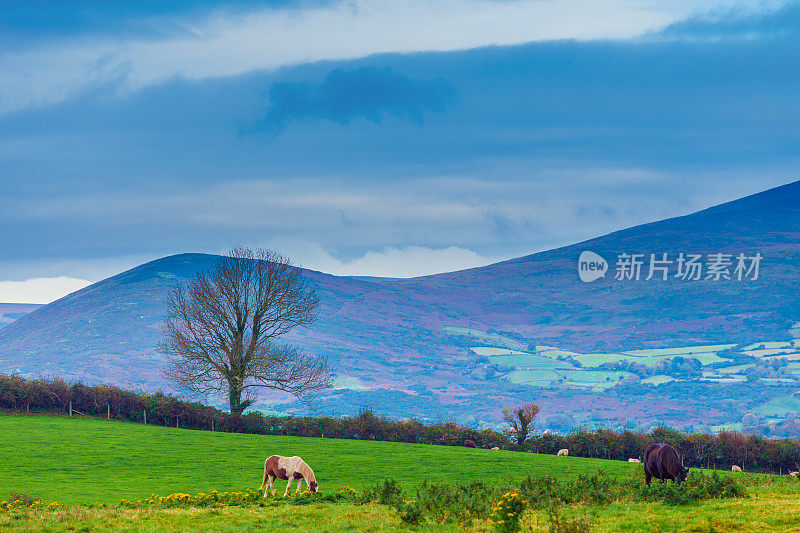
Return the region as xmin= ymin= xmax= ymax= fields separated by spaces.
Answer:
xmin=579 ymin=251 xmax=762 ymax=283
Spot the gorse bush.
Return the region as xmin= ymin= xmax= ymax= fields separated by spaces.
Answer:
xmin=118 ymin=488 xmax=264 ymax=508
xmin=490 ymin=492 xmax=528 ymax=532
xmin=1 ymin=493 xmax=57 ymax=513
xmin=519 ymin=470 xmax=624 ymax=507
xmin=412 ymin=480 xmax=503 ymax=525
xmin=361 ymin=478 xmax=404 ymax=507
xmin=359 ymin=469 xmax=749 ymax=528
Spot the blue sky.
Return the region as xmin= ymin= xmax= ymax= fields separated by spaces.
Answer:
xmin=1 ymin=0 xmax=798 ymax=302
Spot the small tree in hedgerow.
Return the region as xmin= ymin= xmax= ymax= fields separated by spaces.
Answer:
xmin=502 ymin=401 xmax=540 ymax=448
xmin=159 ymin=248 xmax=331 ymax=415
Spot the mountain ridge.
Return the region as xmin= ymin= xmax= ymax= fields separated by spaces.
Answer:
xmin=2 ymin=180 xmax=800 ymax=430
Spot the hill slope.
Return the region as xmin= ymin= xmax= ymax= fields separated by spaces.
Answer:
xmin=2 ymin=181 xmax=800 ymax=430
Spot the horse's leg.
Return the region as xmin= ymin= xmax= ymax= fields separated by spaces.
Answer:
xmin=645 ymin=470 xmax=651 ymax=485
xmin=296 ymin=478 xmax=302 ymax=493
xmin=284 ymin=477 xmax=293 ymax=497
xmin=266 ymin=475 xmax=275 ymax=497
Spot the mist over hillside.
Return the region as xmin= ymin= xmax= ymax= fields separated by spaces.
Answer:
xmin=2 ymin=181 xmax=800 ymax=433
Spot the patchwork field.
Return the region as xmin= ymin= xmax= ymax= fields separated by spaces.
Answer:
xmin=455 ymin=325 xmax=800 ymax=429
xmin=2 ymin=415 xmax=800 ymax=532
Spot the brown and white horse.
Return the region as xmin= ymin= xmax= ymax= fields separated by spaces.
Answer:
xmin=259 ymin=455 xmax=319 ymax=497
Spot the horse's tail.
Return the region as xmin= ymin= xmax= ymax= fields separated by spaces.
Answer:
xmin=259 ymin=459 xmax=268 ymax=490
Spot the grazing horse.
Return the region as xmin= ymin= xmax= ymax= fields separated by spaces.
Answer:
xmin=259 ymin=455 xmax=318 ymax=497
xmin=732 ymin=465 xmax=742 ymax=472
xmin=643 ymin=443 xmax=689 ymax=485
xmin=557 ymin=448 xmax=569 ymax=457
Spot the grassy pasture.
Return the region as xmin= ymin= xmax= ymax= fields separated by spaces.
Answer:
xmin=752 ymin=395 xmax=800 ymax=417
xmin=470 ymin=347 xmax=531 ymax=357
xmin=442 ymin=326 xmax=527 ymax=350
xmin=0 ymin=415 xmax=636 ymax=506
xmin=742 ymin=341 xmax=794 ymax=351
xmin=507 ymin=369 xmax=561 ymax=386
xmin=641 ymin=374 xmax=677 ymax=385
xmin=535 ymin=348 xmax=582 ymax=358
xmin=623 ymin=344 xmax=737 ymax=357
xmin=488 ymin=354 xmax=572 ymax=369
xmin=4 ymin=415 xmax=799 ymax=532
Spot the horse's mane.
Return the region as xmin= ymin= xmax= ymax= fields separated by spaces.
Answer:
xmin=298 ymin=458 xmax=316 ymax=483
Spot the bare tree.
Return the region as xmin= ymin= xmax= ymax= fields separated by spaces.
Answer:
xmin=159 ymin=248 xmax=330 ymax=415
xmin=502 ymin=401 xmax=540 ymax=448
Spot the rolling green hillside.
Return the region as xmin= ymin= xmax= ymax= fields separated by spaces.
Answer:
xmin=0 ymin=414 xmax=637 ymax=505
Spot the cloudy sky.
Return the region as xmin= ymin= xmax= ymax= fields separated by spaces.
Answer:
xmin=2 ymin=0 xmax=799 ymax=302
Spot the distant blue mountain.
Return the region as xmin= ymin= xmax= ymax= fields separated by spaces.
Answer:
xmin=0 ymin=303 xmax=41 ymax=328
xmin=2 ymin=181 xmax=800 ymax=432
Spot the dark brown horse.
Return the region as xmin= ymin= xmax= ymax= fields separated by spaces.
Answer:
xmin=643 ymin=443 xmax=689 ymax=485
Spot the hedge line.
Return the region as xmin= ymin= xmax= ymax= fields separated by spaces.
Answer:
xmin=1 ymin=374 xmax=798 ymax=473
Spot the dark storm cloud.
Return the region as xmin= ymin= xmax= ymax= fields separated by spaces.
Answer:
xmin=257 ymin=67 xmax=458 ymax=133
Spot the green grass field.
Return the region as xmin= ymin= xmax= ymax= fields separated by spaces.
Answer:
xmin=3 ymin=414 xmax=800 ymax=532
xmin=0 ymin=415 xmax=633 ymax=505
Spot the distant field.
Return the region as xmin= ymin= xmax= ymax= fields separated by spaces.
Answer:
xmin=752 ymin=395 xmax=800 ymax=417
xmin=442 ymin=326 xmax=527 ymax=350
xmin=0 ymin=415 xmax=636 ymax=505
xmin=488 ymin=353 xmax=570 ymax=369
xmin=624 ymin=344 xmax=737 ymax=357
xmin=507 ymin=369 xmax=560 ymax=386
xmin=470 ymin=347 xmax=531 ymax=357
xmin=642 ymin=374 xmax=677 ymax=385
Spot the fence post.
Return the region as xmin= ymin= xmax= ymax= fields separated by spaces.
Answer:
xmin=212 ymin=419 xmax=214 ymax=432
xmin=144 ymin=410 xmax=147 ymax=425
xmin=107 ymin=404 xmax=110 ymax=420
xmin=69 ymin=401 xmax=72 ymax=417
xmin=26 ymin=402 xmax=30 ymax=415
xmin=176 ymin=417 xmax=179 ymax=429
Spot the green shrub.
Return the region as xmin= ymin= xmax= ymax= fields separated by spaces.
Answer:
xmin=519 ymin=470 xmax=616 ymax=507
xmin=546 ymin=507 xmax=591 ymax=533
xmin=362 ymin=478 xmax=404 ymax=506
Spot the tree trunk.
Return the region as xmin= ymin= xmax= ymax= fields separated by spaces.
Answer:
xmin=517 ymin=421 xmax=528 ymax=448
xmin=229 ymin=386 xmax=245 ymax=416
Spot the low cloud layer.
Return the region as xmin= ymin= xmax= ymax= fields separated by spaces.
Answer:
xmin=0 ymin=277 xmax=91 ymax=304
xmin=261 ymin=242 xmax=499 ymax=278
